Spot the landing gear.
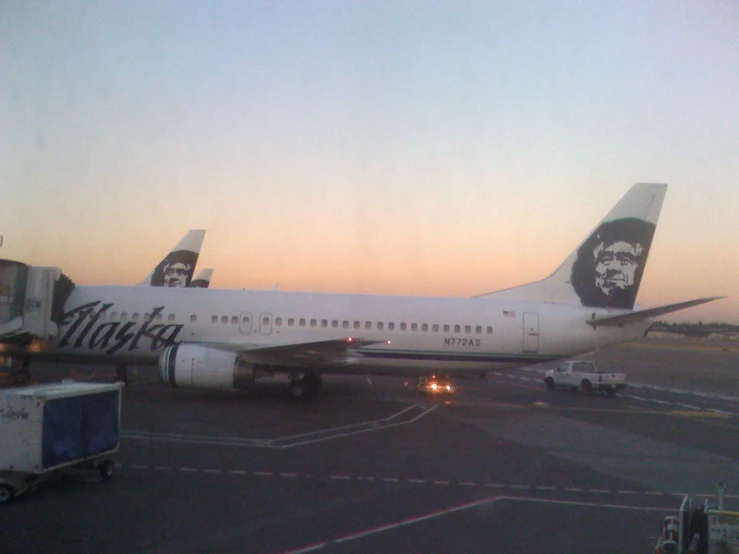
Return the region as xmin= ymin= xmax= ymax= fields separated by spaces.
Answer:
xmin=115 ymin=365 xmax=128 ymax=385
xmin=288 ymin=370 xmax=322 ymax=400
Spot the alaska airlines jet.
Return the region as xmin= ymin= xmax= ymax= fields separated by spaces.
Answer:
xmin=3 ymin=184 xmax=723 ymax=398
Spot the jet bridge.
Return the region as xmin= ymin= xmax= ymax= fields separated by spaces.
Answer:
xmin=0 ymin=259 xmax=74 ymax=346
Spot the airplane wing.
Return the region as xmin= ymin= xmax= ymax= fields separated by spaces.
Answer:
xmin=586 ymin=297 xmax=725 ymax=327
xmin=193 ymin=337 xmax=388 ymax=367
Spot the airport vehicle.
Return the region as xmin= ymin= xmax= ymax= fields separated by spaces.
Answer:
xmin=543 ymin=360 xmax=626 ymax=395
xmin=0 ymin=183 xmax=724 ymax=400
xmin=653 ymin=483 xmax=738 ymax=554
xmin=0 ymin=381 xmax=123 ymax=504
xmin=416 ymin=376 xmax=453 ymax=395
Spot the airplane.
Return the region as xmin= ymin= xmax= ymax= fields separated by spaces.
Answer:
xmin=0 ymin=183 xmax=723 ymax=399
xmin=189 ymin=268 xmax=213 ymax=289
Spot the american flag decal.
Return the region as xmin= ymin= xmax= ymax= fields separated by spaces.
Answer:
xmin=503 ymin=310 xmax=516 ymax=317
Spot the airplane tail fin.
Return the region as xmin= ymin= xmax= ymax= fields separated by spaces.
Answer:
xmin=139 ymin=229 xmax=206 ymax=287
xmin=188 ymin=268 xmax=213 ymax=288
xmin=477 ymin=183 xmax=667 ymax=310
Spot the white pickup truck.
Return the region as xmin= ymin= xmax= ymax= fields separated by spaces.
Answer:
xmin=544 ymin=360 xmax=626 ymax=396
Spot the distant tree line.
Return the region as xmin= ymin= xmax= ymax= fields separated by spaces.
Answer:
xmin=649 ymin=321 xmax=739 ymax=338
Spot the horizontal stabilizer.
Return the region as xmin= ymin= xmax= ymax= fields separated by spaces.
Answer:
xmin=586 ymin=297 xmax=725 ymax=327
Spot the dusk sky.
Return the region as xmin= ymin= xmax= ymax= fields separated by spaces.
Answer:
xmin=3 ymin=1 xmax=738 ymax=323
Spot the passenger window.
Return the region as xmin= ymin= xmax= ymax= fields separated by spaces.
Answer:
xmin=411 ymin=323 xmax=418 ymax=332
xmin=454 ymin=325 xmax=460 ymax=333
xmin=275 ymin=317 xmax=283 ymax=326
xmin=221 ymin=316 xmax=228 ymax=324
xmin=443 ymin=324 xmax=450 ymax=332
xmin=211 ymin=315 xmax=217 ymax=324
xmin=299 ymin=318 xmax=306 ymax=327
xmin=288 ymin=318 xmax=294 ymax=327
xmin=421 ymin=324 xmax=428 ymax=332
xmin=232 ymin=316 xmax=238 ymax=325
xmin=432 ymin=324 xmax=439 ymax=332
xmin=465 ymin=325 xmax=471 ymax=334
xmin=377 ymin=322 xmax=384 ymax=330
xmin=365 ymin=321 xmax=371 ymax=330
xmin=342 ymin=320 xmax=349 ymax=329
xmin=332 ymin=320 xmax=339 ymax=328
xmin=475 ymin=325 xmax=482 ymax=334
xmin=121 ymin=312 xmax=128 ymax=321
xmin=190 ymin=314 xmax=197 ymax=323
xmin=133 ymin=313 xmax=140 ymax=322
xmin=310 ymin=319 xmax=317 ymax=328
xmin=145 ymin=313 xmax=151 ymax=322
xmin=110 ymin=312 xmax=118 ymax=321
xmin=400 ymin=323 xmax=407 ymax=331
xmin=486 ymin=326 xmax=493 ymax=334
xmin=321 ymin=319 xmax=328 ymax=328
xmin=168 ymin=314 xmax=175 ymax=322
xmin=388 ymin=322 xmax=395 ymax=331
xmin=353 ymin=321 xmax=360 ymax=329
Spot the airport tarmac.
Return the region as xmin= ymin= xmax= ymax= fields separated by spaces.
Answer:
xmin=2 ymin=338 xmax=738 ymax=553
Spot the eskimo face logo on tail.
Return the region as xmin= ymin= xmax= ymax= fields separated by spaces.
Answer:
xmin=570 ymin=218 xmax=656 ymax=310
xmin=151 ymin=250 xmax=197 ymax=287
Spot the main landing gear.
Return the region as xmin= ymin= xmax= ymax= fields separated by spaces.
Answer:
xmin=288 ymin=370 xmax=322 ymax=400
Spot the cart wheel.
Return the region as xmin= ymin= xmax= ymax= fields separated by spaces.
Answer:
xmin=0 ymin=484 xmax=15 ymax=505
xmin=99 ymin=461 xmax=115 ymax=482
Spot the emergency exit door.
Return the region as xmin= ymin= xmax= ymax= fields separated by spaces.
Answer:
xmin=522 ymin=312 xmax=539 ymax=353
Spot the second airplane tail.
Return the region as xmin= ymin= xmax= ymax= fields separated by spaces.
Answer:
xmin=139 ymin=229 xmax=206 ymax=288
xmin=478 ymin=183 xmax=667 ymax=310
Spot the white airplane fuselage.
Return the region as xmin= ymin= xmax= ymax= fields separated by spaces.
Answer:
xmin=50 ymin=285 xmax=651 ymax=375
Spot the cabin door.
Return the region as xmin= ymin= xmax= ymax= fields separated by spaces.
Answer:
xmin=522 ymin=312 xmax=540 ymax=353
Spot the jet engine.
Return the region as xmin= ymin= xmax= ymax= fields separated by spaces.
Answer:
xmin=158 ymin=344 xmax=258 ymax=390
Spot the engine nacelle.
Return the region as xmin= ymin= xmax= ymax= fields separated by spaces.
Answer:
xmin=158 ymin=344 xmax=257 ymax=390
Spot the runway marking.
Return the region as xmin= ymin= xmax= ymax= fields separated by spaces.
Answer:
xmin=254 ymin=471 xmax=273 ymax=476
xmin=279 ymin=495 xmax=675 ymax=554
xmin=179 ymin=467 xmax=198 ymax=473
xmin=433 ymin=480 xmax=449 ymax=485
xmin=229 ymin=470 xmax=247 ymax=475
xmin=408 ymin=479 xmax=425 ymax=484
xmin=203 ymin=469 xmax=221 ymax=474
xmin=122 ymin=404 xmax=438 ymax=449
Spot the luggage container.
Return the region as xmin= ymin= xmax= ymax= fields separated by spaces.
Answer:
xmin=0 ymin=381 xmax=124 ymax=504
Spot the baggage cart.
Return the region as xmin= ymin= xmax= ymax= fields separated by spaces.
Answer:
xmin=0 ymin=380 xmax=124 ymax=504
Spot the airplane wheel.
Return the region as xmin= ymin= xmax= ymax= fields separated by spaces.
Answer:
xmin=0 ymin=484 xmax=15 ymax=505
xmin=288 ymin=380 xmax=305 ymax=400
xmin=581 ymin=380 xmax=593 ymax=394
xmin=544 ymin=377 xmax=555 ymax=391
xmin=99 ymin=460 xmax=115 ymax=482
